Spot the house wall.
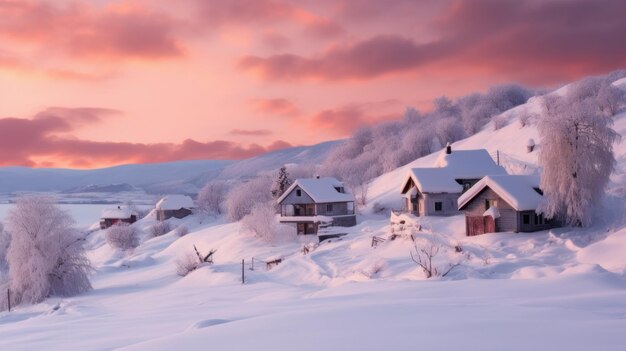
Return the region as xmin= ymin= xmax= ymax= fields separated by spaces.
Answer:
xmin=279 ymin=186 xmax=315 ymax=205
xmin=315 ymin=202 xmax=353 ymax=216
xmin=421 ymin=193 xmax=460 ymax=216
xmin=517 ymin=210 xmax=558 ymax=232
xmin=157 ymin=208 xmax=192 ymax=221
xmin=461 ymin=187 xmax=517 ymax=232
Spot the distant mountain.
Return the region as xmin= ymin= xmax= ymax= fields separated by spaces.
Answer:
xmin=0 ymin=141 xmax=340 ymax=194
xmin=62 ymin=183 xmax=139 ymax=194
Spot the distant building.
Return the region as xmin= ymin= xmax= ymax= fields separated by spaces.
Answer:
xmin=100 ymin=206 xmax=137 ymax=229
xmin=155 ymin=195 xmax=194 ymax=221
xmin=276 ymin=177 xmax=356 ymax=235
xmin=399 ymin=146 xmax=506 ymax=216
xmin=458 ymin=175 xmax=559 ymax=236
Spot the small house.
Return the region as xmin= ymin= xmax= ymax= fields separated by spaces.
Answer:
xmin=100 ymin=206 xmax=137 ymax=229
xmin=457 ymin=175 xmax=558 ymax=236
xmin=156 ymin=195 xmax=194 ymax=221
xmin=276 ymin=177 xmax=356 ymax=235
xmin=399 ymin=146 xmax=506 ymax=216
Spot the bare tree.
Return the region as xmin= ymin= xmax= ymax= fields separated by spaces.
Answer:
xmin=5 ymin=196 xmax=93 ymax=306
xmin=105 ymin=223 xmax=140 ymax=251
xmin=410 ymin=240 xmax=461 ymax=278
xmin=197 ymin=180 xmax=228 ymax=215
xmin=175 ymin=245 xmax=216 ymax=276
xmin=538 ymin=80 xmax=621 ymax=226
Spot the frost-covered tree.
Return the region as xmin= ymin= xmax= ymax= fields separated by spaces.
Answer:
xmin=225 ymin=176 xmax=273 ymax=221
xmin=271 ymin=166 xmax=292 ymax=199
xmin=5 ymin=196 xmax=92 ymax=306
xmin=105 ymin=223 xmax=140 ymax=251
xmin=197 ymin=180 xmax=228 ymax=215
xmin=538 ymin=82 xmax=621 ymax=226
xmin=0 ymin=222 xmax=8 ymax=274
xmin=241 ymin=201 xmax=295 ymax=243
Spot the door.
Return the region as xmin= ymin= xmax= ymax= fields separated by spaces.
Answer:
xmin=467 ymin=216 xmax=485 ymax=236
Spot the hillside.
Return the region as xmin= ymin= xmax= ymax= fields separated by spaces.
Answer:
xmin=1 ymin=78 xmax=625 ymax=350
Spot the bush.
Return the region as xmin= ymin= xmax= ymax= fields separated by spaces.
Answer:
xmin=197 ymin=180 xmax=228 ymax=215
xmin=105 ymin=224 xmax=140 ymax=251
xmin=176 ymin=253 xmax=201 ymax=277
xmin=241 ymin=202 xmax=295 ymax=243
xmin=225 ymin=176 xmax=273 ymax=221
xmin=174 ymin=225 xmax=189 ymax=237
xmin=150 ymin=221 xmax=171 ymax=237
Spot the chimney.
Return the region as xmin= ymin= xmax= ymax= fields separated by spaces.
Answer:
xmin=446 ymin=142 xmax=452 ymax=154
xmin=315 ymin=175 xmax=320 ymax=179
xmin=117 ymin=205 xmax=121 ymax=209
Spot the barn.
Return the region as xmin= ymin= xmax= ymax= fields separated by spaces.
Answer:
xmin=100 ymin=206 xmax=137 ymax=229
xmin=156 ymin=195 xmax=195 ymax=221
xmin=457 ymin=175 xmax=559 ymax=236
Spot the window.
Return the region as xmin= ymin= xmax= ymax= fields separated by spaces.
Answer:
xmin=296 ymin=189 xmax=302 ymax=197
xmin=334 ymin=186 xmax=344 ymax=193
xmin=326 ymin=204 xmax=333 ymax=213
xmin=523 ymin=214 xmax=530 ymax=225
xmin=485 ymin=199 xmax=497 ymax=210
xmin=347 ymin=202 xmax=354 ymax=214
xmin=297 ymin=223 xmax=305 ymax=234
xmin=534 ymin=213 xmax=544 ymax=225
xmin=463 ymin=183 xmax=471 ymax=191
xmin=435 ymin=201 xmax=443 ymax=211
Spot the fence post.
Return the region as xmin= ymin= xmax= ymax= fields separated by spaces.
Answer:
xmin=241 ymin=259 xmax=245 ymax=284
xmin=497 ymin=150 xmax=500 ymax=165
xmin=7 ymin=289 xmax=10 ymax=312
xmin=250 ymin=257 xmax=254 ymax=271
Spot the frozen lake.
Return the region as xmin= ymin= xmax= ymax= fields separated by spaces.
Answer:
xmin=0 ymin=204 xmax=113 ymax=228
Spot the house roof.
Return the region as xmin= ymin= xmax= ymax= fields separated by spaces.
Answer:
xmin=435 ymin=149 xmax=507 ymax=179
xmin=101 ymin=206 xmax=134 ymax=219
xmin=458 ymin=175 xmax=543 ymax=211
xmin=403 ymin=168 xmax=463 ymax=194
xmin=401 ymin=148 xmax=506 ymax=194
xmin=156 ymin=195 xmax=194 ymax=211
xmin=277 ymin=177 xmax=354 ymax=204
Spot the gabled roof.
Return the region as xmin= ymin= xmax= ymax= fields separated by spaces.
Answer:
xmin=435 ymin=149 xmax=507 ymax=179
xmin=277 ymin=177 xmax=354 ymax=204
xmin=101 ymin=206 xmax=134 ymax=219
xmin=400 ymin=148 xmax=506 ymax=194
xmin=156 ymin=194 xmax=194 ymax=211
xmin=458 ymin=175 xmax=543 ymax=211
xmin=402 ymin=168 xmax=463 ymax=194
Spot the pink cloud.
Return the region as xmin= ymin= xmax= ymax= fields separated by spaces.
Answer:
xmin=0 ymin=108 xmax=292 ymax=168
xmin=251 ymin=98 xmax=301 ymax=117
xmin=230 ymin=129 xmax=273 ymax=136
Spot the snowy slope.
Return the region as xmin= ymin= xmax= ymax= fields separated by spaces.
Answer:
xmin=1 ymin=79 xmax=626 ymax=350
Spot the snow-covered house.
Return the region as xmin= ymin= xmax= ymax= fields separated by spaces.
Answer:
xmin=276 ymin=177 xmax=356 ymax=235
xmin=457 ymin=175 xmax=559 ymax=236
xmin=399 ymin=146 xmax=507 ymax=216
xmin=155 ymin=195 xmax=194 ymax=221
xmin=100 ymin=205 xmax=137 ymax=229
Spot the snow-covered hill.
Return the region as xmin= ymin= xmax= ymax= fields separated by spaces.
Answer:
xmin=1 ymin=78 xmax=626 ymax=350
xmin=0 ymin=141 xmax=339 ymax=196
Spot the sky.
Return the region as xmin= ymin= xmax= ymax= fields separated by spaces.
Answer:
xmin=0 ymin=0 xmax=624 ymax=168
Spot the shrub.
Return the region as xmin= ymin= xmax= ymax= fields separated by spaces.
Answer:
xmin=174 ymin=225 xmax=189 ymax=237
xmin=150 ymin=221 xmax=171 ymax=237
xmin=105 ymin=224 xmax=140 ymax=251
xmin=197 ymin=180 xmax=228 ymax=215
xmin=225 ymin=176 xmax=273 ymax=222
xmin=241 ymin=202 xmax=295 ymax=243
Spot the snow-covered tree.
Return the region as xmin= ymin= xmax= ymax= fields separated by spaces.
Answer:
xmin=0 ymin=222 xmax=8 ymax=274
xmin=271 ymin=166 xmax=293 ymax=200
xmin=150 ymin=221 xmax=171 ymax=237
xmin=5 ymin=196 xmax=92 ymax=306
xmin=538 ymin=84 xmax=621 ymax=226
xmin=225 ymin=176 xmax=273 ymax=221
xmin=197 ymin=180 xmax=228 ymax=215
xmin=241 ymin=201 xmax=295 ymax=243
xmin=105 ymin=223 xmax=140 ymax=251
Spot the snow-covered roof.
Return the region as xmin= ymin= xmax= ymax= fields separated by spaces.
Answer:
xmin=156 ymin=195 xmax=195 ymax=211
xmin=401 ymin=148 xmax=507 ymax=194
xmin=101 ymin=206 xmax=134 ymax=219
xmin=435 ymin=149 xmax=507 ymax=179
xmin=405 ymin=168 xmax=463 ymax=194
xmin=458 ymin=175 xmax=543 ymax=211
xmin=277 ymin=177 xmax=354 ymax=204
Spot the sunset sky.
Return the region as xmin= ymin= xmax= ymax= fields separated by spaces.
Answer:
xmin=0 ymin=0 xmax=624 ymax=168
